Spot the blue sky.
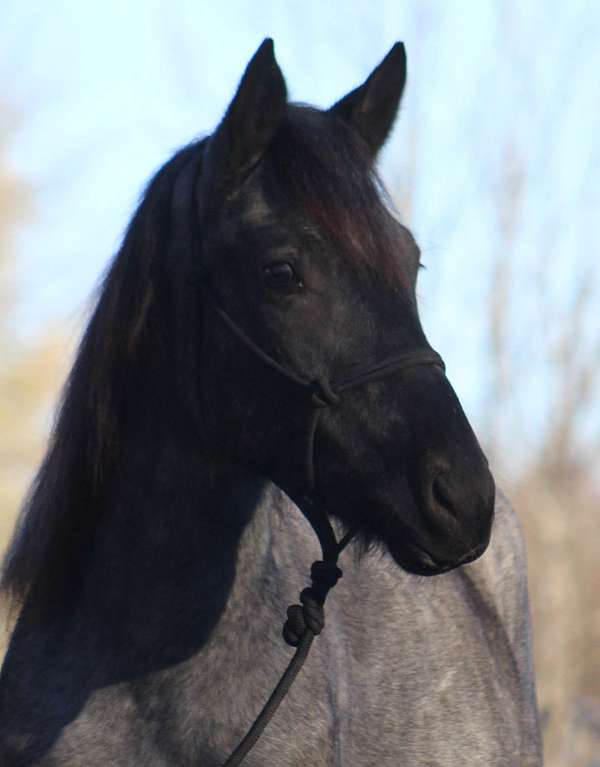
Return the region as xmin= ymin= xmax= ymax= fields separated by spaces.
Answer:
xmin=1 ymin=1 xmax=598 ymax=469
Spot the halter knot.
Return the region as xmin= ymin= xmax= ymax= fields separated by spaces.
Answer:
xmin=309 ymin=377 xmax=341 ymax=408
xmin=282 ymin=561 xmax=343 ymax=647
xmin=310 ymin=560 xmax=343 ymax=598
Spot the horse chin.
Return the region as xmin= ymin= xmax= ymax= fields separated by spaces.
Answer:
xmin=385 ymin=537 xmax=487 ymax=577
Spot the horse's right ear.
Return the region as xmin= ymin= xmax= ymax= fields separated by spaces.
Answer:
xmin=205 ymin=39 xmax=287 ymax=199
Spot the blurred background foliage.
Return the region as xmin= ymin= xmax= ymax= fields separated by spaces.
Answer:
xmin=0 ymin=2 xmax=598 ymax=764
xmin=0 ymin=114 xmax=66 ymax=553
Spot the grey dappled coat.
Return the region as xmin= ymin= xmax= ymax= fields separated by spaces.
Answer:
xmin=0 ymin=487 xmax=543 ymax=766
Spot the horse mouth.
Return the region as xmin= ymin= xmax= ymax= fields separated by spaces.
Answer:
xmin=386 ymin=537 xmax=487 ymax=577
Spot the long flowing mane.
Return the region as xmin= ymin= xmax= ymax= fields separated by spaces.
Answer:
xmin=1 ymin=141 xmax=207 ymax=616
xmin=1 ymin=107 xmax=407 ymax=620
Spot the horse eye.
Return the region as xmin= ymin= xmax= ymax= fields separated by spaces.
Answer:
xmin=262 ymin=261 xmax=303 ymax=290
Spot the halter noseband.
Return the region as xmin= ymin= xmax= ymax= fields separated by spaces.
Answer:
xmin=202 ymin=285 xmax=445 ymax=562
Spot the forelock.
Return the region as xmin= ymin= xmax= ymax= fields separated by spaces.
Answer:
xmin=263 ymin=105 xmax=408 ymax=286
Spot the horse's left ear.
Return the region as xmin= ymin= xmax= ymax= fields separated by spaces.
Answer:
xmin=329 ymin=42 xmax=406 ymax=158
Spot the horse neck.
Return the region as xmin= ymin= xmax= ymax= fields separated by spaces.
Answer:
xmin=67 ymin=441 xmax=288 ymax=676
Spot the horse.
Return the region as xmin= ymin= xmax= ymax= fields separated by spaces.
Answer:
xmin=0 ymin=40 xmax=543 ymax=765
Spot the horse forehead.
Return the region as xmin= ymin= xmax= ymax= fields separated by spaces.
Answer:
xmin=239 ymin=187 xmax=274 ymax=228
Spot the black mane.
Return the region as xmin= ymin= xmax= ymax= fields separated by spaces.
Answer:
xmin=1 ymin=106 xmax=407 ymax=617
xmin=1 ymin=141 xmax=207 ymax=613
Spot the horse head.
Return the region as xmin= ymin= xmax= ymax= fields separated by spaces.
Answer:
xmin=195 ymin=40 xmax=495 ymax=575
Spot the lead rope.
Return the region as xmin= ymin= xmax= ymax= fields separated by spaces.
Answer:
xmin=222 ymin=526 xmax=355 ymax=767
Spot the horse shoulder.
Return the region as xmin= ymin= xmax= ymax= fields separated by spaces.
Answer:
xmin=456 ymin=487 xmax=543 ymax=764
xmin=333 ymin=488 xmax=544 ymax=766
xmin=463 ymin=487 xmax=535 ymax=651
